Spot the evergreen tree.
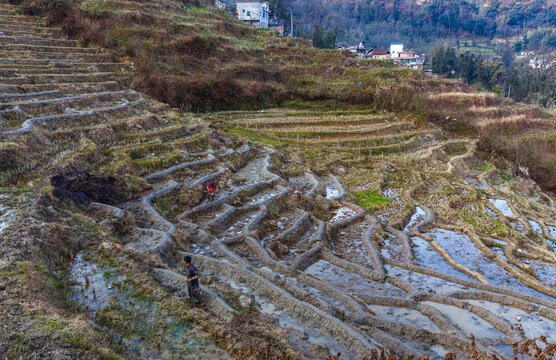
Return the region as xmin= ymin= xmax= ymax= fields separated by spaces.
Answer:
xmin=431 ymin=42 xmax=458 ymax=76
xmin=458 ymin=52 xmax=478 ymax=83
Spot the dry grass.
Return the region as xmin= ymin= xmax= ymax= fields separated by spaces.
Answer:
xmin=12 ymin=0 xmax=467 ymax=115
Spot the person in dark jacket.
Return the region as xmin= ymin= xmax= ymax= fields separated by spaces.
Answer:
xmin=183 ymin=255 xmax=202 ymax=305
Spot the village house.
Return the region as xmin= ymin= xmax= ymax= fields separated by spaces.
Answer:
xmin=393 ymin=50 xmax=425 ymax=69
xmin=214 ymin=0 xmax=225 ymax=9
xmin=369 ymin=49 xmax=391 ymax=60
xmin=236 ymin=1 xmax=270 ymax=28
xmin=269 ymin=17 xmax=286 ymax=36
xmin=387 ymin=43 xmax=425 ymax=69
xmin=389 ymin=43 xmax=404 ymax=59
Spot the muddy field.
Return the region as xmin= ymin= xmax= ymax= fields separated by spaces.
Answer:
xmin=1 ymin=2 xmax=556 ymax=359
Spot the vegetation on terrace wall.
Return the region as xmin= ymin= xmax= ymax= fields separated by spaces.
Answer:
xmin=12 ymin=0 xmax=556 ymax=196
xmin=17 ymin=0 xmax=445 ymax=113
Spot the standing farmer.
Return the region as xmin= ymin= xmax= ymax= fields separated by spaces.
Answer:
xmin=207 ymin=181 xmax=218 ymax=201
xmin=183 ymin=255 xmax=202 ymax=306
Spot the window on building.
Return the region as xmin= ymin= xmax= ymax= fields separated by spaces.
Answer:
xmin=242 ymin=9 xmax=245 ymax=13
xmin=247 ymin=11 xmax=251 ymax=16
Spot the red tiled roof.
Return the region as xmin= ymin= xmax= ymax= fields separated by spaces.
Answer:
xmin=371 ymin=49 xmax=390 ymax=55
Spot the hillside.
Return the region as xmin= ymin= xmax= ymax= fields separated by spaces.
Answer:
xmin=285 ymin=0 xmax=555 ymax=50
xmin=1 ymin=0 xmax=556 ymax=359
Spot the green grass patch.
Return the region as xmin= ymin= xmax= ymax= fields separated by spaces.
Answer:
xmin=499 ymin=169 xmax=515 ymax=182
xmin=225 ymin=128 xmax=285 ymax=148
xmin=463 ymin=217 xmax=478 ymax=227
xmin=352 ymin=190 xmax=392 ymax=212
xmin=480 ymin=163 xmax=494 ymax=172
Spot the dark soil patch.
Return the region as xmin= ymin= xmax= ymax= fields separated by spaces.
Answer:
xmin=51 ymin=170 xmax=130 ymax=205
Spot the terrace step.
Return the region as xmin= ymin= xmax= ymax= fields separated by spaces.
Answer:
xmin=0 ymin=50 xmax=113 ymax=62
xmin=0 ymin=91 xmax=139 ymax=119
xmin=0 ymin=62 xmax=127 ymax=72
xmin=0 ymin=23 xmax=62 ymax=35
xmin=4 ymin=43 xmax=103 ymax=53
xmin=0 ymin=96 xmax=144 ymax=134
xmin=0 ymin=80 xmax=123 ymax=95
xmin=0 ymin=67 xmax=105 ymax=75
xmin=0 ymin=8 xmax=18 ymax=14
xmin=0 ymin=72 xmax=121 ymax=85
xmin=0 ymin=15 xmax=42 ymax=25
xmin=0 ymin=89 xmax=61 ymax=100
xmin=0 ymin=29 xmax=63 ymax=37
xmin=0 ymin=35 xmax=80 ymax=47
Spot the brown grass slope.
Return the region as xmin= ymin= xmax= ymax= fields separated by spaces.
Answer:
xmin=8 ymin=0 xmax=556 ymax=194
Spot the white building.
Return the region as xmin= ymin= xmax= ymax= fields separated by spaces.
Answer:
xmin=236 ymin=1 xmax=270 ymax=28
xmin=389 ymin=43 xmax=404 ymax=59
xmin=215 ymin=0 xmax=225 ymax=9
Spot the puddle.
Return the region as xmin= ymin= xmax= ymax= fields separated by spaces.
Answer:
xmin=289 ymin=277 xmax=349 ymax=315
xmin=410 ymin=237 xmax=472 ymax=280
xmin=404 ymin=206 xmax=425 ymax=232
xmin=277 ymin=215 xmax=296 ymax=230
xmin=332 ymin=221 xmax=373 ymax=266
xmin=305 ymin=260 xmax=404 ymax=297
xmin=385 ymin=265 xmax=468 ymax=295
xmin=490 ymin=247 xmax=508 ymax=262
xmin=488 ymin=199 xmax=514 ymax=217
xmin=120 ymin=324 xmax=210 ymax=359
xmin=427 ymin=229 xmax=513 ymax=285
xmin=383 ymin=189 xmax=399 ymax=201
xmin=69 ymin=252 xmax=125 ymax=317
xmin=430 ymin=345 xmax=450 ymax=358
xmin=423 ymin=301 xmax=505 ymax=339
xmin=426 ymin=229 xmax=554 ymax=299
xmin=485 ymin=206 xmax=498 ymax=219
xmin=325 ymin=185 xmax=340 ymax=199
xmin=466 ymin=300 xmax=556 ymax=342
xmin=257 ymin=298 xmax=359 ymax=357
xmin=510 ymin=221 xmax=525 ymax=232
xmin=218 ymin=212 xmax=259 ymax=240
xmin=549 ymin=226 xmax=556 ymax=239
xmin=329 ymin=207 xmax=356 ymax=224
xmin=492 ymin=239 xmax=508 ymax=246
xmin=217 ymin=277 xmax=359 ymax=357
xmin=528 ymin=220 xmax=542 ymax=234
xmin=245 ymin=187 xmax=283 ymax=206
xmin=367 ymin=305 xmax=440 ymax=332
xmin=191 ymin=243 xmax=218 ymax=257
xmin=110 ymin=296 xmax=214 ymax=358
xmin=70 ymin=253 xmax=222 ymax=357
xmin=381 ymin=233 xmax=404 ymax=262
xmin=0 ymin=194 xmax=15 ymax=234
xmin=548 ymin=226 xmax=556 ymax=252
xmin=519 ymin=258 xmax=556 ymax=288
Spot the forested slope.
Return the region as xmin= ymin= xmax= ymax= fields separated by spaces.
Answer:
xmin=282 ymin=0 xmax=555 ymax=50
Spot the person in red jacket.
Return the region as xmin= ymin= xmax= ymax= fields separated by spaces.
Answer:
xmin=207 ymin=181 xmax=218 ymax=201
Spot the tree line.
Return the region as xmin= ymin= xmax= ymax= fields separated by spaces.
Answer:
xmin=271 ymin=0 xmax=555 ymax=51
xmin=431 ymin=41 xmax=556 ymax=109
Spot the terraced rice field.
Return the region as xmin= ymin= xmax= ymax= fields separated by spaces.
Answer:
xmin=1 ymin=2 xmax=555 ymax=359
